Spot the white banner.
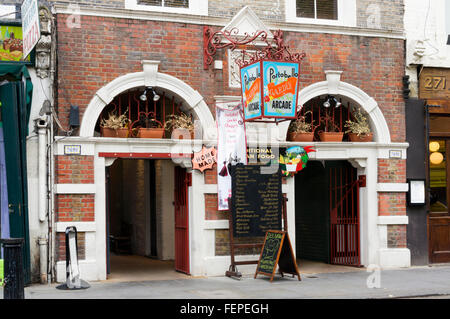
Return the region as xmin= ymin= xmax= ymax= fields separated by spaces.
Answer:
xmin=21 ymin=0 xmax=40 ymax=59
xmin=216 ymin=102 xmax=247 ymax=211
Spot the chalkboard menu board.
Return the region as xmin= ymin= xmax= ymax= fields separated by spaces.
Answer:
xmin=255 ymin=230 xmax=301 ymax=282
xmin=230 ymin=165 xmax=282 ymax=238
xmin=256 ymin=231 xmax=284 ymax=275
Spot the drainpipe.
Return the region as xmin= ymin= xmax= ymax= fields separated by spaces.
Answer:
xmin=38 ymin=236 xmax=48 ymax=283
xmin=37 ymin=118 xmax=48 ymax=222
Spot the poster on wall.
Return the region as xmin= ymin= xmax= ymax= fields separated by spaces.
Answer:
xmin=216 ymin=102 xmax=247 ymax=211
xmin=262 ymin=61 xmax=300 ymax=119
xmin=240 ymin=61 xmax=262 ymax=121
xmin=0 ymin=25 xmax=29 ymax=62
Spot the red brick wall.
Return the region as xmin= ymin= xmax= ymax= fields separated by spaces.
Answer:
xmin=377 ymin=158 xmax=407 ymax=247
xmin=56 ymin=155 xmax=94 ymax=184
xmin=387 ymin=225 xmax=407 ymax=248
xmin=377 ymin=158 xmax=406 ymax=219
xmin=378 ymin=159 xmax=406 ymax=183
xmin=205 ymin=193 xmax=228 ymax=220
xmin=56 ymin=194 xmax=95 ymax=222
xmin=56 ymin=232 xmax=86 ymax=261
xmin=56 ymin=14 xmax=405 ymax=142
xmin=378 ymin=193 xmax=406 ymax=216
xmin=204 ymin=164 xmax=217 ymax=185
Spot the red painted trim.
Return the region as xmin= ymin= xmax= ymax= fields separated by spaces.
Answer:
xmin=98 ymin=152 xmax=191 ymax=159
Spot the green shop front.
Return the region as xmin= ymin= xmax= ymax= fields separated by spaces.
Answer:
xmin=0 ymin=23 xmax=34 ymax=284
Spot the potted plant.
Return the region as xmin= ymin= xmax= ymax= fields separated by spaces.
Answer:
xmin=100 ymin=111 xmax=130 ymax=138
xmin=318 ymin=112 xmax=344 ymax=142
xmin=344 ymin=108 xmax=373 ymax=142
xmin=287 ymin=111 xmax=315 ymax=142
xmin=164 ymin=112 xmax=195 ymax=139
xmin=137 ymin=117 xmax=164 ymax=138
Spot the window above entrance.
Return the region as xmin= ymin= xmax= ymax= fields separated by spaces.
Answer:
xmin=124 ymin=0 xmax=208 ymax=15
xmin=95 ymin=87 xmax=196 ymax=139
xmin=285 ymin=0 xmax=356 ymax=27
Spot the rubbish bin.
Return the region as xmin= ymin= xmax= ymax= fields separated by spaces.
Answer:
xmin=0 ymin=238 xmax=24 ymax=299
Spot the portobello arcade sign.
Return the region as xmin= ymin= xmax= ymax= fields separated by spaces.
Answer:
xmin=241 ymin=61 xmax=300 ymax=122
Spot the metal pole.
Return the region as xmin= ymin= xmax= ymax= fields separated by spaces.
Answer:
xmin=1 ymin=238 xmax=24 ymax=299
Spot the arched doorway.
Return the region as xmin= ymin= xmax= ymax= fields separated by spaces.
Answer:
xmin=63 ymin=61 xmax=215 ymax=281
xmin=293 ymin=94 xmax=365 ymax=268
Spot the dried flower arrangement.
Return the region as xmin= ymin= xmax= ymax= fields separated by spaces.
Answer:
xmin=288 ymin=111 xmax=315 ymax=133
xmin=344 ymin=108 xmax=371 ymax=137
xmin=164 ymin=112 xmax=194 ymax=133
xmin=100 ymin=111 xmax=130 ymax=138
xmin=100 ymin=111 xmax=130 ymax=130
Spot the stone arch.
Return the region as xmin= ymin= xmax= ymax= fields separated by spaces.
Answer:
xmin=279 ymin=70 xmax=391 ymax=143
xmin=79 ymin=60 xmax=215 ymax=137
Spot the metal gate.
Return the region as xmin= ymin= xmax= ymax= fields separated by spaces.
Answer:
xmin=329 ymin=164 xmax=362 ymax=266
xmin=174 ymin=167 xmax=190 ymax=274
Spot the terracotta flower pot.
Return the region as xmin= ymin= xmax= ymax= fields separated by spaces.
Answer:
xmin=137 ymin=128 xmax=164 ymax=138
xmin=170 ymin=128 xmax=194 ymax=139
xmin=101 ymin=127 xmax=129 ymax=138
xmin=288 ymin=132 xmax=314 ymax=142
xmin=319 ymin=132 xmax=344 ymax=142
xmin=348 ymin=132 xmax=373 ymax=142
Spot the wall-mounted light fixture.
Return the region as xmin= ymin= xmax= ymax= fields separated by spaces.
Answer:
xmin=323 ymin=96 xmax=341 ymax=108
xmin=429 ymin=141 xmax=444 ymax=165
xmin=140 ymin=87 xmax=160 ymax=102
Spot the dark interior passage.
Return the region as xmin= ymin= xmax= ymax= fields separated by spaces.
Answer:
xmin=295 ymin=161 xmax=330 ymax=263
xmin=295 ymin=160 xmax=360 ymax=266
xmin=106 ymin=159 xmax=177 ymax=277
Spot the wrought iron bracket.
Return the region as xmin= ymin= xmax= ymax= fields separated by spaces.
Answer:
xmin=203 ymin=27 xmax=306 ymax=70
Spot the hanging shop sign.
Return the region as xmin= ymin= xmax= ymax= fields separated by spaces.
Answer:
xmin=241 ymin=60 xmax=300 ymax=122
xmin=21 ymin=0 xmax=40 ymax=59
xmin=0 ymin=25 xmax=30 ymax=62
xmin=192 ymin=146 xmax=217 ymax=172
xmin=205 ymin=29 xmax=305 ymax=122
xmin=241 ymin=62 xmax=262 ymax=120
xmin=279 ymin=145 xmax=315 ymax=176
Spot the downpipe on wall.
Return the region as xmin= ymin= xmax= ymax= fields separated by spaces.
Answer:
xmin=36 ymin=117 xmax=49 ymax=284
xmin=37 ymin=118 xmax=48 ymax=223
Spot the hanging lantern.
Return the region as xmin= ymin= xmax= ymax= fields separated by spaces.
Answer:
xmin=429 ymin=141 xmax=440 ymax=152
xmin=430 ymin=152 xmax=444 ymax=165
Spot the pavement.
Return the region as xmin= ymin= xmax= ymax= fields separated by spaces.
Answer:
xmin=2 ymin=265 xmax=449 ymax=318
xmin=2 ymin=264 xmax=450 ymax=300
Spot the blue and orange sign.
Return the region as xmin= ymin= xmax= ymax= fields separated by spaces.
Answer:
xmin=240 ymin=60 xmax=300 ymax=121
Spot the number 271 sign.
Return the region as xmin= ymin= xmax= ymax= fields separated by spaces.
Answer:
xmin=419 ymin=68 xmax=450 ymax=100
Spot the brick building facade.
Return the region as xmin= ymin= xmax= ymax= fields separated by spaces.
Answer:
xmin=2 ymin=0 xmax=412 ymax=282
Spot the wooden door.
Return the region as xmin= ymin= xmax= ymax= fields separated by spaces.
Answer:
xmin=428 ymin=139 xmax=450 ymax=263
xmin=174 ymin=166 xmax=190 ymax=274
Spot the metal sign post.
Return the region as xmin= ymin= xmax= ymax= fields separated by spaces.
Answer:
xmin=56 ymin=226 xmax=90 ymax=290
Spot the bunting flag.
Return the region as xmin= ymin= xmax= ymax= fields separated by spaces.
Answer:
xmin=216 ymin=102 xmax=247 ymax=211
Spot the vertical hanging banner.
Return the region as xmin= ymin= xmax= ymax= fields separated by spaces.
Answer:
xmin=216 ymin=102 xmax=247 ymax=211
xmin=21 ymin=0 xmax=41 ymax=59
